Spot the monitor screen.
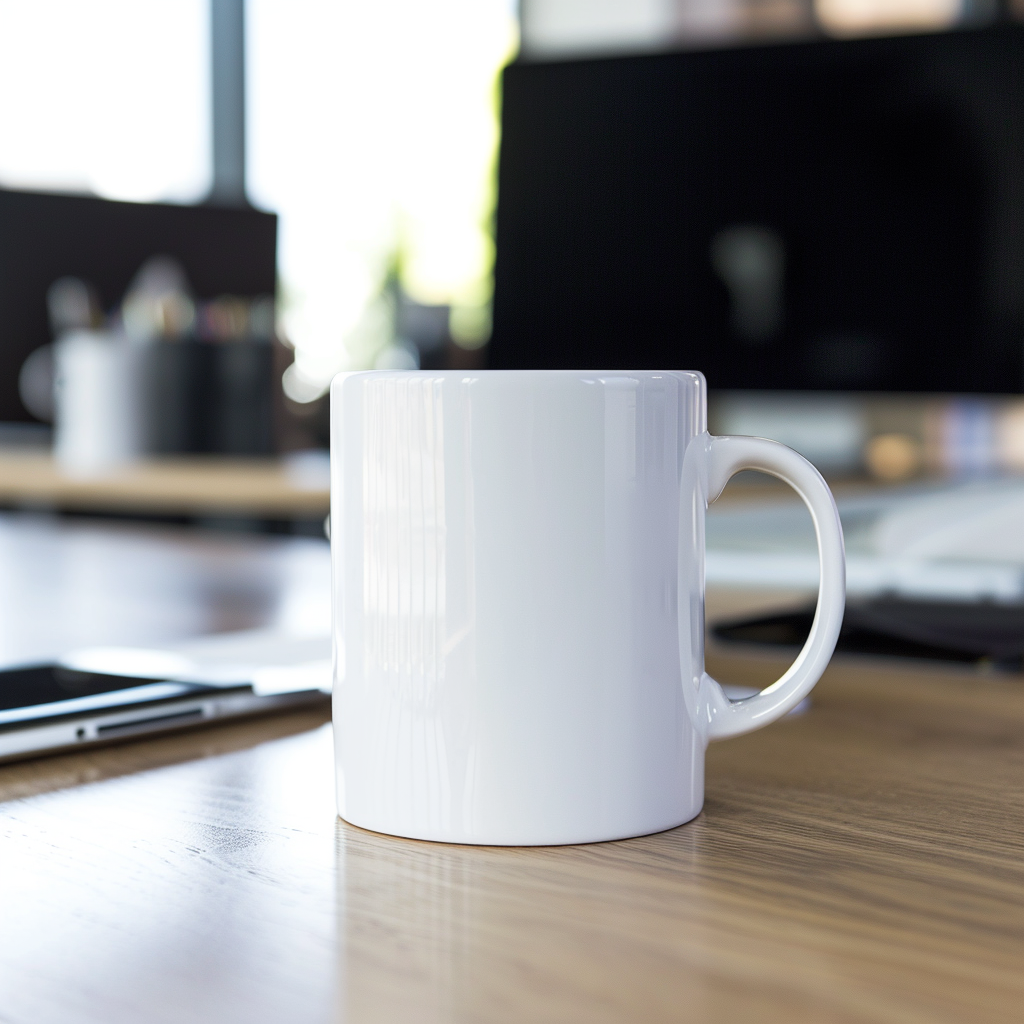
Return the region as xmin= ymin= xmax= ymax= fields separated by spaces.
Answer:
xmin=491 ymin=25 xmax=1024 ymax=393
xmin=0 ymin=189 xmax=277 ymax=421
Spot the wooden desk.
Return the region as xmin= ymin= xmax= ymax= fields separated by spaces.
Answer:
xmin=0 ymin=451 xmax=329 ymax=519
xmin=0 ymin=526 xmax=1021 ymax=1022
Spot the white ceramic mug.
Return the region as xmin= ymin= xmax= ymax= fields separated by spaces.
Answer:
xmin=331 ymin=370 xmax=845 ymax=846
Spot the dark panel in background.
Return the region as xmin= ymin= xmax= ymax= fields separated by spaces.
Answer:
xmin=491 ymin=26 xmax=1024 ymax=393
xmin=0 ymin=190 xmax=277 ymax=421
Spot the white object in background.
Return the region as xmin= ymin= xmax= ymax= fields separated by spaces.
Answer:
xmin=874 ymin=481 xmax=1024 ymax=564
xmin=331 ymin=370 xmax=845 ymax=846
xmin=713 ymin=391 xmax=866 ymax=475
xmin=520 ymin=0 xmax=675 ymax=58
xmin=171 ymin=628 xmax=331 ymax=694
xmin=59 ymin=629 xmax=333 ymax=696
xmin=53 ymin=331 xmax=145 ymax=477
xmin=706 ymin=548 xmax=1024 ymax=602
xmin=705 ymin=476 xmax=1024 ymax=603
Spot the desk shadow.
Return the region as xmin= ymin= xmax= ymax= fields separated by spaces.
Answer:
xmin=0 ymin=706 xmax=331 ymax=804
xmin=335 ymin=818 xmax=709 ymax=1024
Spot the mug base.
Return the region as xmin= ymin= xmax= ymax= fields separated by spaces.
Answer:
xmin=336 ymin=805 xmax=705 ymax=847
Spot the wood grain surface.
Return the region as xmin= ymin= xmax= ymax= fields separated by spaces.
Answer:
xmin=1 ymin=641 xmax=1022 ymax=1023
xmin=0 ymin=516 xmax=1019 ymax=1024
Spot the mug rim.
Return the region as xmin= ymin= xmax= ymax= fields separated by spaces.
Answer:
xmin=330 ymin=368 xmax=708 ymax=391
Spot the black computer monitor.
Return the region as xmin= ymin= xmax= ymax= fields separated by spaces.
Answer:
xmin=0 ymin=189 xmax=277 ymax=421
xmin=490 ymin=25 xmax=1024 ymax=393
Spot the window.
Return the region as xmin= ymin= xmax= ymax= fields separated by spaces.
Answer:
xmin=0 ymin=0 xmax=210 ymax=203
xmin=247 ymin=0 xmax=517 ymax=398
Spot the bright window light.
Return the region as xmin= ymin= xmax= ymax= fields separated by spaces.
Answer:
xmin=0 ymin=0 xmax=210 ymax=204
xmin=248 ymin=0 xmax=518 ymax=395
xmin=815 ymin=0 xmax=961 ymax=36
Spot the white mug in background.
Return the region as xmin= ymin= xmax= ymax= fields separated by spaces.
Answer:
xmin=53 ymin=330 xmax=146 ymax=477
xmin=331 ymin=370 xmax=845 ymax=846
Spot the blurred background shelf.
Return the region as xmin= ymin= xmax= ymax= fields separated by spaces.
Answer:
xmin=0 ymin=451 xmax=329 ymax=521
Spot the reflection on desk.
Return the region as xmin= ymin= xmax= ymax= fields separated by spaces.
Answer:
xmin=0 ymin=511 xmax=330 ymax=667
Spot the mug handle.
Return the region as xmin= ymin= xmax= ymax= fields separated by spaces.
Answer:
xmin=691 ymin=434 xmax=846 ymax=741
